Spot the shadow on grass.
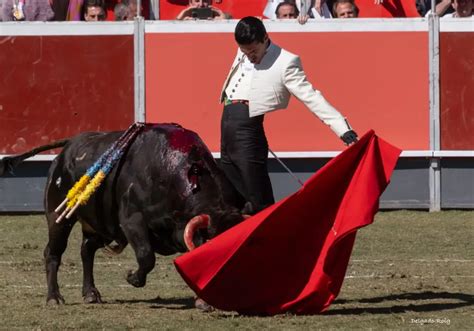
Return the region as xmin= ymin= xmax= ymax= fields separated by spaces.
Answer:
xmin=112 ymin=291 xmax=473 ymax=315
xmin=115 ymin=296 xmax=195 ymax=310
xmin=327 ymin=291 xmax=474 ymax=315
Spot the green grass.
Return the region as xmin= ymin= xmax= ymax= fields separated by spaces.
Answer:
xmin=0 ymin=211 xmax=472 ymax=329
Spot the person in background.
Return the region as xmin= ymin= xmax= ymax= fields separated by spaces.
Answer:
xmin=265 ymin=0 xmax=332 ymax=19
xmin=332 ymin=0 xmax=359 ymax=18
xmin=417 ymin=0 xmax=455 ymax=16
xmin=125 ymin=0 xmax=139 ymax=18
xmin=308 ymin=0 xmax=334 ymax=17
xmin=275 ymin=0 xmax=309 ymax=23
xmin=1 ymin=0 xmax=54 ymax=21
xmin=276 ymin=0 xmax=299 ymax=18
xmin=220 ymin=17 xmax=358 ymax=214
xmin=49 ymin=0 xmax=70 ymax=20
xmin=176 ymin=0 xmax=227 ymax=20
xmin=114 ymin=0 xmax=140 ymax=20
xmin=442 ymin=0 xmax=473 ymax=17
xmin=82 ymin=0 xmax=106 ymax=20
xmin=114 ymin=1 xmax=128 ymax=20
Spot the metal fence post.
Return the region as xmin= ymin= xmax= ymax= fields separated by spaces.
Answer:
xmin=429 ymin=14 xmax=441 ymax=211
xmin=134 ymin=18 xmax=146 ymax=122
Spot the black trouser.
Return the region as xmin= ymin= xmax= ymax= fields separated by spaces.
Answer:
xmin=220 ymin=102 xmax=275 ymax=213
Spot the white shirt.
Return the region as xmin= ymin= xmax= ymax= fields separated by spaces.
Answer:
xmin=220 ymin=43 xmax=353 ymax=137
xmin=224 ymin=55 xmax=254 ymax=101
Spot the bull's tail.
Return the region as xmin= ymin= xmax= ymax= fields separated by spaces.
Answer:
xmin=0 ymin=139 xmax=69 ymax=176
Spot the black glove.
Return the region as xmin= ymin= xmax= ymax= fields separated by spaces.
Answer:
xmin=341 ymin=130 xmax=358 ymax=145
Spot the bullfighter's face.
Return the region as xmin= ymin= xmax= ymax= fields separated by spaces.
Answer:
xmin=238 ymin=35 xmax=269 ymax=64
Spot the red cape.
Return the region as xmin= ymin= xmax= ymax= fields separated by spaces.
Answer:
xmin=174 ymin=130 xmax=401 ymax=315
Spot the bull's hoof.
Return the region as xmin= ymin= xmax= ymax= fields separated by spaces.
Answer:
xmin=195 ymin=298 xmax=215 ymax=312
xmin=126 ymin=270 xmax=146 ymax=288
xmin=46 ymin=294 xmax=65 ymax=305
xmin=83 ymin=288 xmax=103 ymax=304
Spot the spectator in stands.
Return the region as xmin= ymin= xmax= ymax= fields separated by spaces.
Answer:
xmin=433 ymin=0 xmax=455 ymax=15
xmin=1 ymin=0 xmax=54 ymax=21
xmin=82 ymin=0 xmax=106 ymax=20
xmin=114 ymin=0 xmax=140 ymax=20
xmin=275 ymin=0 xmax=309 ymax=23
xmin=418 ymin=0 xmax=455 ymax=16
xmin=275 ymin=0 xmax=299 ymax=17
xmin=311 ymin=0 xmax=334 ymax=17
xmin=175 ymin=0 xmax=228 ymax=20
xmin=114 ymin=2 xmax=128 ymax=20
xmin=332 ymin=0 xmax=359 ymax=17
xmin=265 ymin=0 xmax=332 ymax=19
xmin=442 ymin=0 xmax=473 ymax=17
xmin=49 ymin=0 xmax=69 ymax=21
xmin=125 ymin=0 xmax=139 ymax=18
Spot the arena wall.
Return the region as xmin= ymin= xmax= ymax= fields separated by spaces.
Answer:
xmin=0 ymin=18 xmax=472 ymax=211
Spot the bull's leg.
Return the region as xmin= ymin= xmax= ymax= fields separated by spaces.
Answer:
xmin=81 ymin=233 xmax=104 ymax=303
xmin=120 ymin=211 xmax=156 ymax=288
xmin=44 ymin=219 xmax=75 ymax=305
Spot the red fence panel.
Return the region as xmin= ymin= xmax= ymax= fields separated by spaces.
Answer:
xmin=440 ymin=31 xmax=474 ymax=150
xmin=145 ymin=21 xmax=429 ymax=153
xmin=0 ymin=30 xmax=135 ymax=155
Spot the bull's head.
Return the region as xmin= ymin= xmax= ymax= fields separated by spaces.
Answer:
xmin=182 ymin=150 xmax=254 ymax=251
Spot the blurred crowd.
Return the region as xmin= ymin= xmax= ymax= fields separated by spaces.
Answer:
xmin=0 ymin=0 xmax=471 ymax=22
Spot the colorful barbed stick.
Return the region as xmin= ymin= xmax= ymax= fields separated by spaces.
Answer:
xmin=55 ymin=123 xmax=144 ymax=223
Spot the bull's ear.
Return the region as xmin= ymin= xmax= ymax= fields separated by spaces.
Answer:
xmin=241 ymin=201 xmax=255 ymax=215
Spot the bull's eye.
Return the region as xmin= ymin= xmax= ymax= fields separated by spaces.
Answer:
xmin=55 ymin=176 xmax=62 ymax=187
xmin=188 ymin=163 xmax=203 ymax=194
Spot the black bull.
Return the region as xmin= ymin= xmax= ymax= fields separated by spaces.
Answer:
xmin=0 ymin=123 xmax=249 ymax=304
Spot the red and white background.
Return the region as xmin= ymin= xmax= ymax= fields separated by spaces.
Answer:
xmin=0 ymin=17 xmax=472 ymax=210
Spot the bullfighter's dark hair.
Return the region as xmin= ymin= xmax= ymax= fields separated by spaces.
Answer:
xmin=234 ymin=16 xmax=267 ymax=45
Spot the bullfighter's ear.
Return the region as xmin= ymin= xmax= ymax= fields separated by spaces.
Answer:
xmin=241 ymin=201 xmax=255 ymax=215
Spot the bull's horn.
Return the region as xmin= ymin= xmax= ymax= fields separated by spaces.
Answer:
xmin=184 ymin=214 xmax=210 ymax=251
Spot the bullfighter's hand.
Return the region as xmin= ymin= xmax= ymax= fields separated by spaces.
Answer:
xmin=341 ymin=130 xmax=358 ymax=146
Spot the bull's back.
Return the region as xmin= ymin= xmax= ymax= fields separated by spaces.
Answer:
xmin=44 ymin=131 xmax=124 ymax=217
xmin=44 ymin=124 xmax=202 ymax=213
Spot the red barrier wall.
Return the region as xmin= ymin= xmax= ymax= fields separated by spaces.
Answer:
xmin=440 ymin=32 xmax=474 ymax=150
xmin=0 ymin=35 xmax=135 ymax=154
xmin=145 ymin=30 xmax=429 ymax=152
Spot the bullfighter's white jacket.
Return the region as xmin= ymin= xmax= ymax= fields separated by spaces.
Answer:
xmin=220 ymin=42 xmax=352 ymax=138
